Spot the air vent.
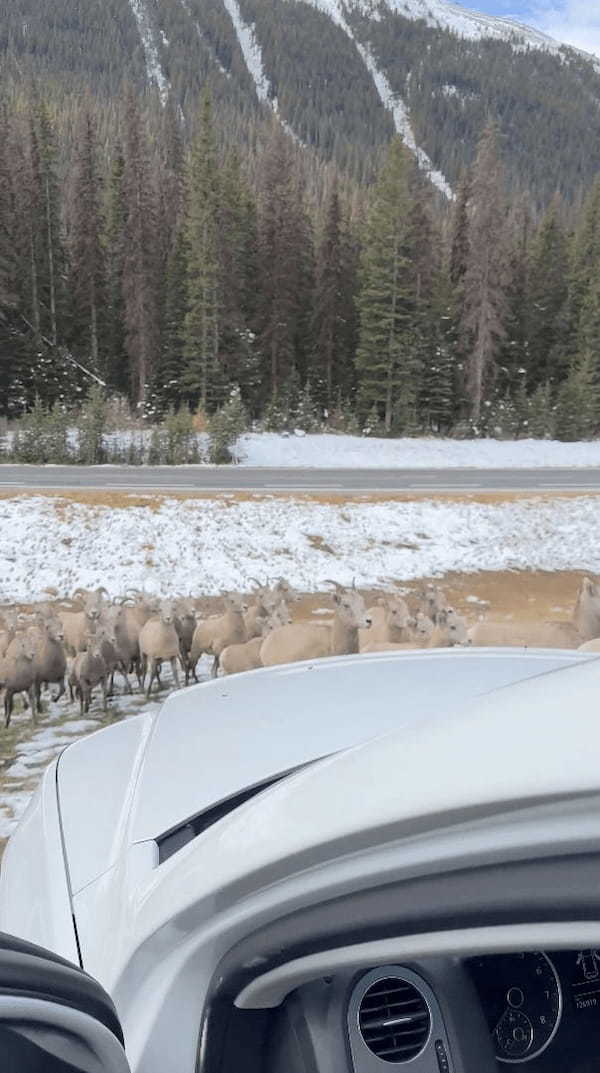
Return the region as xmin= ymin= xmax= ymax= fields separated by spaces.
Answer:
xmin=358 ymin=977 xmax=431 ymax=1063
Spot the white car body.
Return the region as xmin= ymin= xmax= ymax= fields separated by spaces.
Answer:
xmin=1 ymin=648 xmax=599 ymax=1072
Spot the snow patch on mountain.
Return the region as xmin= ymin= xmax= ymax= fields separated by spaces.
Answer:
xmin=386 ymin=0 xmax=561 ymax=50
xmin=350 ymin=0 xmax=599 ymax=68
xmin=300 ymin=0 xmax=452 ymax=196
xmin=356 ymin=39 xmax=453 ymax=197
xmin=222 ymin=0 xmax=273 ymax=102
xmin=181 ymin=0 xmax=231 ymax=78
xmin=129 ymin=0 xmax=170 ymax=104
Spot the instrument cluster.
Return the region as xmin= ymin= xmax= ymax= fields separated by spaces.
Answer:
xmin=467 ymin=949 xmax=600 ymax=1070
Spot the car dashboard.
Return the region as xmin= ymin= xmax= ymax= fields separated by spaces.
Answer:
xmin=217 ymin=949 xmax=600 ymax=1073
xmin=467 ymin=950 xmax=600 ymax=1071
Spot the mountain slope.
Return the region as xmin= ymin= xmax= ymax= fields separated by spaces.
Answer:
xmin=2 ymin=0 xmax=600 ymax=202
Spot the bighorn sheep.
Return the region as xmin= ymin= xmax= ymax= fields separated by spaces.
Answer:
xmin=361 ymin=609 xmax=469 ymax=652
xmin=58 ymin=588 xmax=108 ymax=656
xmin=139 ymin=600 xmax=181 ymax=697
xmin=578 ymin=638 xmax=600 ymax=652
xmin=468 ymin=577 xmax=600 ymax=648
xmin=220 ymin=601 xmax=291 ymax=675
xmin=174 ymin=598 xmax=198 ymax=678
xmin=244 ymin=582 xmax=285 ymax=640
xmin=419 ymin=584 xmax=448 ymax=625
xmin=359 ymin=593 xmax=414 ymax=650
xmin=1 ymin=633 xmax=39 ymax=727
xmin=29 ymin=616 xmax=67 ymax=704
xmin=260 ymin=582 xmax=371 ymax=667
xmin=69 ymin=641 xmax=108 ymax=716
xmin=188 ymin=593 xmax=248 ymax=681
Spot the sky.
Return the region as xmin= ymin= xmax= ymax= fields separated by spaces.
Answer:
xmin=458 ymin=0 xmax=600 ymax=57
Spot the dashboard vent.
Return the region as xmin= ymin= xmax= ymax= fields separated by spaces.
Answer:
xmin=358 ymin=977 xmax=430 ymax=1063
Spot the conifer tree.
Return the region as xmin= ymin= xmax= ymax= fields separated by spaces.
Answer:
xmin=355 ymin=137 xmax=416 ymax=432
xmin=104 ymin=143 xmax=129 ymax=395
xmin=528 ymin=198 xmax=569 ymax=389
xmin=217 ymin=152 xmax=261 ymax=403
xmin=311 ymin=181 xmax=356 ymax=409
xmin=35 ymin=98 xmax=65 ymax=348
xmin=68 ymin=107 xmax=105 ymax=372
xmin=122 ymin=90 xmax=160 ymax=406
xmin=461 ymin=124 xmax=509 ymax=423
xmin=183 ymin=89 xmax=221 ymax=409
xmin=257 ymin=126 xmax=313 ymax=405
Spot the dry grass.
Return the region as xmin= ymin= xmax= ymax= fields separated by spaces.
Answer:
xmin=0 ymin=487 xmax=599 ymax=510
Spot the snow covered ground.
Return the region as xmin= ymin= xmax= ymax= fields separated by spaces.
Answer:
xmin=237 ymin=433 xmax=600 ymax=468
xmin=2 ymin=493 xmax=600 ymax=603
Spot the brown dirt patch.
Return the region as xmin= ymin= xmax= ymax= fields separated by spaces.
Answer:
xmin=1 ymin=488 xmax=599 ymax=509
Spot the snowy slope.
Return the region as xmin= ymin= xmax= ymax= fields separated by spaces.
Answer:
xmin=348 ymin=0 xmax=565 ymax=55
xmin=2 ymin=494 xmax=600 ymax=602
xmin=129 ymin=0 xmax=170 ymax=103
xmin=237 ymin=433 xmax=600 ymax=469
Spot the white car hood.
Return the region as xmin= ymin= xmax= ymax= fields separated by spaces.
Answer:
xmin=57 ymin=648 xmax=590 ymax=895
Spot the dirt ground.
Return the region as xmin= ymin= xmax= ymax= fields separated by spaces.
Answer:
xmin=296 ymin=569 xmax=589 ymax=625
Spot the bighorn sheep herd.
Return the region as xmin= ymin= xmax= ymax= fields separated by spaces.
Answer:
xmin=1 ymin=576 xmax=600 ymax=723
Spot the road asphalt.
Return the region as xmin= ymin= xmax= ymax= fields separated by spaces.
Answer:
xmin=1 ymin=465 xmax=600 ymax=493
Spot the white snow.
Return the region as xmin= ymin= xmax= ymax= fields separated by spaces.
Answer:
xmin=1 ymin=493 xmax=600 ymax=604
xmin=236 ymin=432 xmax=600 ymax=469
xmin=129 ymin=0 xmax=171 ymax=104
xmin=181 ymin=0 xmax=231 ymax=78
xmin=299 ymin=0 xmax=452 ymax=196
xmin=351 ymin=36 xmax=453 ymax=197
xmin=222 ymin=0 xmax=273 ymax=102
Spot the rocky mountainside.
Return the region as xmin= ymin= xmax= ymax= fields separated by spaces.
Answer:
xmin=3 ymin=0 xmax=600 ymax=201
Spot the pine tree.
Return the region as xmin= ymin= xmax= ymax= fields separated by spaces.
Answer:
xmin=462 ymin=124 xmax=509 ymax=423
xmin=528 ymin=198 xmax=569 ymax=389
xmin=68 ymin=107 xmax=105 ymax=373
xmin=496 ymin=201 xmax=531 ymax=400
xmin=311 ymin=181 xmax=356 ymax=410
xmin=355 ymin=137 xmax=416 ymax=432
xmin=217 ymin=152 xmax=261 ymax=404
xmin=568 ymin=178 xmax=600 ymax=360
xmin=183 ymin=89 xmax=221 ymax=409
xmin=104 ymin=143 xmax=128 ymax=395
xmin=122 ymin=90 xmax=160 ymax=407
xmin=256 ymin=126 xmax=313 ymax=405
xmin=449 ymin=170 xmax=471 ymax=289
xmin=35 ymin=97 xmax=66 ymax=349
xmin=0 ymin=102 xmax=31 ymax=417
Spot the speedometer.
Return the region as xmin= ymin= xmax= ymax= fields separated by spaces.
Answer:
xmin=468 ymin=952 xmax=562 ymax=1063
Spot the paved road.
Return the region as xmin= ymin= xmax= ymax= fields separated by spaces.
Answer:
xmin=1 ymin=465 xmax=600 ymax=493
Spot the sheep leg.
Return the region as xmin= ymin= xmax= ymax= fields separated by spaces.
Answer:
xmin=52 ymin=678 xmax=66 ymax=703
xmin=29 ymin=686 xmax=38 ymax=724
xmin=145 ymin=660 xmax=156 ymax=699
xmin=139 ymin=655 xmax=147 ymax=692
xmin=156 ymin=661 xmax=163 ymax=685
xmin=4 ymin=691 xmax=13 ymax=729
xmin=78 ymin=685 xmax=85 ymax=718
xmin=170 ymin=658 xmax=180 ymax=689
xmin=211 ymin=655 xmax=219 ymax=678
xmin=118 ymin=663 xmax=131 ymax=693
xmin=101 ymin=678 xmax=108 ymax=712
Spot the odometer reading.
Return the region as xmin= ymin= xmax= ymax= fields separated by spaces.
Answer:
xmin=470 ymin=952 xmax=562 ymax=1063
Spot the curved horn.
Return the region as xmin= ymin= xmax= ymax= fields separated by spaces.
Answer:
xmin=322 ymin=579 xmax=344 ymax=591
